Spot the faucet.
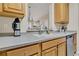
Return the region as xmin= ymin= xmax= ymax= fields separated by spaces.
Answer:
xmin=35 ymin=24 xmax=50 ymax=34
xmin=38 ymin=24 xmax=43 ymax=34
xmin=44 ymin=26 xmax=50 ymax=34
xmin=38 ymin=25 xmax=50 ymax=34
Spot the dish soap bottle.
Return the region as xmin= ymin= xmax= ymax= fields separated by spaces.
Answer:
xmin=12 ymin=18 xmax=21 ymax=37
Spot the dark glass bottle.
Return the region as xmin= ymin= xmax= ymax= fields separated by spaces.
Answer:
xmin=12 ymin=18 xmax=21 ymax=36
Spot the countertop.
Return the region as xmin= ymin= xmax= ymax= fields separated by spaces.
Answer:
xmin=0 ymin=31 xmax=76 ymax=51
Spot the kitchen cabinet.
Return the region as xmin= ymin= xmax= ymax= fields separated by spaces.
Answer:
xmin=73 ymin=33 xmax=77 ymax=54
xmin=42 ymin=37 xmax=66 ymax=56
xmin=24 ymin=44 xmax=41 ymax=56
xmin=54 ymin=3 xmax=69 ymax=24
xmin=0 ymin=33 xmax=77 ymax=56
xmin=6 ymin=44 xmax=41 ymax=56
xmin=42 ymin=47 xmax=57 ymax=56
xmin=0 ymin=4 xmax=2 ymax=12
xmin=42 ymin=39 xmax=57 ymax=50
xmin=0 ymin=3 xmax=25 ymax=18
xmin=0 ymin=52 xmax=6 ymax=56
xmin=0 ymin=37 xmax=66 ymax=56
xmin=57 ymin=38 xmax=66 ymax=56
xmin=58 ymin=42 xmax=66 ymax=56
xmin=42 ymin=39 xmax=57 ymax=56
xmin=6 ymin=48 xmax=25 ymax=56
xmin=3 ymin=3 xmax=24 ymax=14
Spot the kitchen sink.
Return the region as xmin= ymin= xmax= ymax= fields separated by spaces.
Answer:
xmin=33 ymin=31 xmax=68 ymax=38
xmin=33 ymin=33 xmax=56 ymax=37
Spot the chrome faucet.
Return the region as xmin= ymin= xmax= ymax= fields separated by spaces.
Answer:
xmin=44 ymin=26 xmax=49 ymax=34
xmin=38 ymin=25 xmax=50 ymax=34
xmin=38 ymin=24 xmax=43 ymax=34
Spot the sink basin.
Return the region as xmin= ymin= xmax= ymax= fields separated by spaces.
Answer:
xmin=33 ymin=33 xmax=54 ymax=37
xmin=33 ymin=32 xmax=66 ymax=38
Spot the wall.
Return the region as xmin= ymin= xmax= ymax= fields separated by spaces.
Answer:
xmin=0 ymin=3 xmax=49 ymax=33
xmin=67 ymin=4 xmax=79 ymax=52
xmin=67 ymin=4 xmax=79 ymax=31
xmin=0 ymin=4 xmax=28 ymax=33
xmin=49 ymin=3 xmax=57 ymax=30
xmin=0 ymin=17 xmax=14 ymax=33
xmin=28 ymin=3 xmax=49 ymax=30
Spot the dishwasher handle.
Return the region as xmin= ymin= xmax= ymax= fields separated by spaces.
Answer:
xmin=66 ymin=35 xmax=73 ymax=39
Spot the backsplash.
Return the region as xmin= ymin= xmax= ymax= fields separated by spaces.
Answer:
xmin=27 ymin=3 xmax=49 ymax=30
xmin=0 ymin=17 xmax=14 ymax=33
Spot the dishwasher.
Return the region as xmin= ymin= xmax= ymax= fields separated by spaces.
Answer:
xmin=66 ymin=35 xmax=74 ymax=56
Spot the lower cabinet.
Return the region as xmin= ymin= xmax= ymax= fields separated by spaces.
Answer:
xmin=58 ymin=42 xmax=66 ymax=56
xmin=42 ymin=37 xmax=66 ymax=56
xmin=73 ymin=33 xmax=77 ymax=54
xmin=24 ymin=44 xmax=41 ymax=56
xmin=42 ymin=47 xmax=57 ymax=56
xmin=0 ymin=52 xmax=7 ymax=56
xmin=0 ymin=34 xmax=76 ymax=56
xmin=7 ymin=48 xmax=25 ymax=56
xmin=6 ymin=44 xmax=41 ymax=56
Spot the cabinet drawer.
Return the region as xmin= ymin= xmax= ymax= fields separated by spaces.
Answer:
xmin=57 ymin=37 xmax=66 ymax=44
xmin=42 ymin=47 xmax=57 ymax=56
xmin=42 ymin=40 xmax=57 ymax=50
xmin=24 ymin=44 xmax=40 ymax=56
xmin=6 ymin=44 xmax=40 ymax=56
xmin=0 ymin=52 xmax=6 ymax=56
xmin=7 ymin=48 xmax=25 ymax=56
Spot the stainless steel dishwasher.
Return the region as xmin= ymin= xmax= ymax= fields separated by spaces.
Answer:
xmin=66 ymin=35 xmax=74 ymax=56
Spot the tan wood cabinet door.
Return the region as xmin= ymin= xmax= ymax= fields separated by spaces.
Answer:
xmin=54 ymin=3 xmax=69 ymax=24
xmin=58 ymin=42 xmax=66 ymax=56
xmin=42 ymin=39 xmax=57 ymax=50
xmin=73 ymin=33 xmax=77 ymax=54
xmin=42 ymin=47 xmax=57 ymax=56
xmin=0 ymin=3 xmax=2 ymax=12
xmin=24 ymin=44 xmax=41 ymax=56
xmin=6 ymin=48 xmax=25 ymax=56
xmin=3 ymin=3 xmax=24 ymax=15
xmin=0 ymin=3 xmax=25 ymax=18
xmin=0 ymin=52 xmax=6 ymax=56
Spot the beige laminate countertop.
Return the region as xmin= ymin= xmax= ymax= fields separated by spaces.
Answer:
xmin=0 ymin=31 xmax=76 ymax=51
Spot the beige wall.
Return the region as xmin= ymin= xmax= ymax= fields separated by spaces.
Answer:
xmin=0 ymin=17 xmax=14 ymax=33
xmin=0 ymin=4 xmax=28 ymax=33
xmin=28 ymin=3 xmax=49 ymax=29
xmin=0 ymin=3 xmax=49 ymax=33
